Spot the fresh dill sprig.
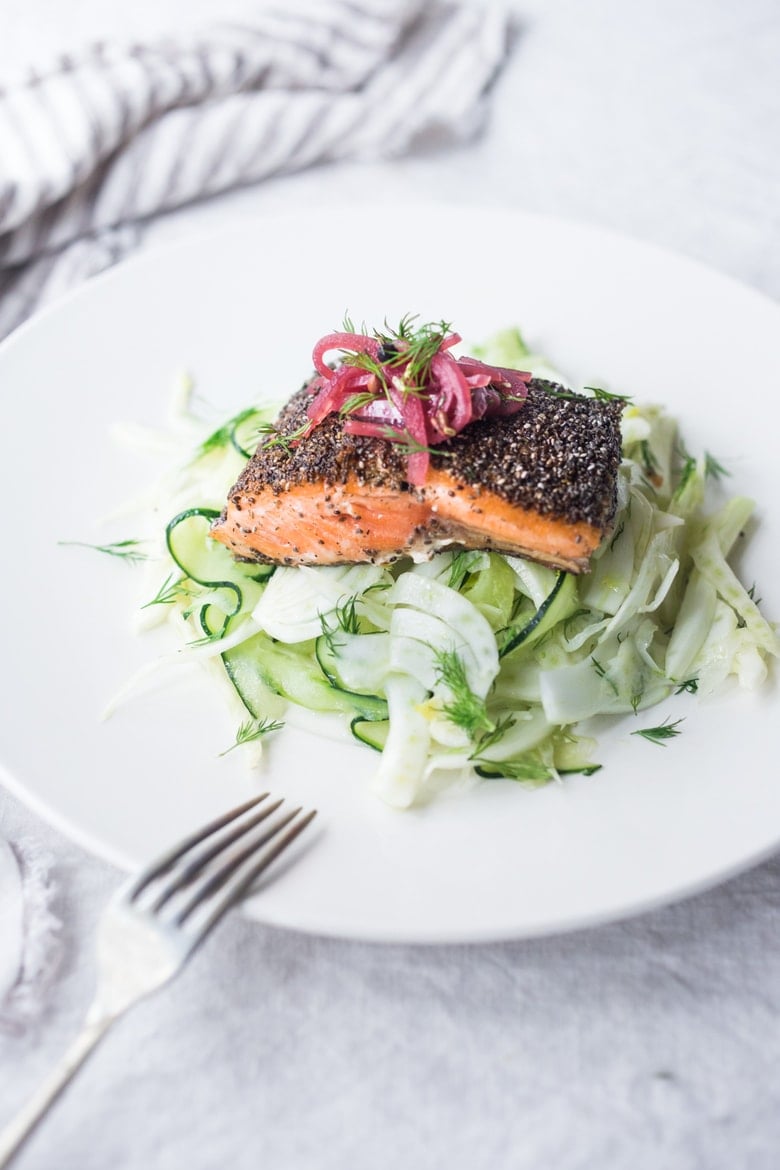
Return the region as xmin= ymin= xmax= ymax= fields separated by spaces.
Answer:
xmin=474 ymin=714 xmax=516 ymax=754
xmin=342 ymin=314 xmax=453 ymax=392
xmin=584 ymin=385 xmax=633 ymax=402
xmin=363 ymin=580 xmax=392 ymax=595
xmin=381 ymin=314 xmax=453 ymax=385
xmin=673 ymin=453 xmax=697 ymax=498
xmin=58 ymin=538 xmax=149 ymax=564
xmin=704 ymin=451 xmax=730 ymax=480
xmin=639 ymin=440 xmax=660 ymax=482
xmin=536 ymin=379 xmax=581 ymax=401
xmin=187 ymin=629 xmax=227 ymax=647
xmin=334 ymin=595 xmax=361 ymax=635
xmin=748 ymin=583 xmax=762 ymax=606
xmin=674 ymin=677 xmax=699 ymax=695
xmin=631 ymin=716 xmax=685 ymax=745
xmin=342 ymin=312 xmax=367 ymax=336
xmin=389 ymin=428 xmax=455 ymax=459
xmin=141 ymin=572 xmax=189 ymax=609
xmin=256 ymin=420 xmax=308 ymax=451
xmin=433 ymin=648 xmax=493 ymax=740
xmin=674 ymin=445 xmax=730 ymax=490
xmin=340 ymin=349 xmax=388 ymax=386
xmin=591 ymin=656 xmax=619 ymax=696
xmin=218 ymin=717 xmax=285 ymax=757
xmin=320 ymin=594 xmax=362 ymax=654
xmin=447 ymin=550 xmax=484 ymax=591
xmin=339 ymin=392 xmax=379 ymax=416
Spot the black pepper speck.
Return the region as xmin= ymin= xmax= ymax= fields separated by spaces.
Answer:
xmin=223 ymin=379 xmax=623 ymax=530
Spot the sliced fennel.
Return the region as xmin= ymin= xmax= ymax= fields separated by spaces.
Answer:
xmin=119 ymin=334 xmax=778 ymax=809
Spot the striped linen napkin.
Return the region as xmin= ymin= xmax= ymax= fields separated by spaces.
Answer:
xmin=0 ymin=0 xmax=512 ymax=340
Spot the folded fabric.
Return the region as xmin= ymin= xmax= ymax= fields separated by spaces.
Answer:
xmin=0 ymin=838 xmax=61 ymax=1033
xmin=0 ymin=0 xmax=511 ymax=338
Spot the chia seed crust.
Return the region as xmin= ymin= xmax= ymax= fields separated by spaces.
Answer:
xmin=227 ymin=379 xmax=624 ymax=529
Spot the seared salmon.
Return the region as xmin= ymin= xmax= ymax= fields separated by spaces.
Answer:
xmin=210 ymin=379 xmax=624 ymax=574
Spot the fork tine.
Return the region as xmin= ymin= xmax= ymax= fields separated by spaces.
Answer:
xmin=125 ymin=794 xmax=269 ymax=901
xmin=147 ymin=798 xmax=285 ymax=913
xmin=175 ymin=808 xmax=317 ymax=937
xmin=171 ymin=806 xmax=300 ymax=925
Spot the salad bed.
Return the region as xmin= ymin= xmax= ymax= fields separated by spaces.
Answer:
xmin=118 ymin=328 xmax=777 ymax=808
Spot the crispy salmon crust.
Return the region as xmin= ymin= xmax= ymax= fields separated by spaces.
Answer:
xmin=210 ymin=379 xmax=624 ymax=573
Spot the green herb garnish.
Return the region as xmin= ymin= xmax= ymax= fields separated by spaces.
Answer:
xmin=141 ymin=572 xmax=190 ymax=609
xmin=448 ymin=550 xmax=484 ymax=591
xmin=631 ymin=716 xmax=685 ymax=745
xmin=704 ymin=451 xmax=730 ymax=480
xmin=639 ymin=440 xmax=660 ymax=482
xmin=257 ymin=420 xmax=308 ymax=452
xmin=59 ymin=538 xmax=148 ymax=564
xmin=584 ymin=386 xmax=633 ymax=402
xmin=474 ymin=714 xmax=516 ymax=754
xmin=434 ymin=648 xmax=493 ymax=740
xmin=342 ymin=313 xmax=453 ymax=393
xmin=219 ymin=718 xmax=285 ymax=757
xmin=536 ymin=379 xmax=581 ymax=401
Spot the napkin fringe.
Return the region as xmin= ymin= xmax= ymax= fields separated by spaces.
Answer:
xmin=0 ymin=841 xmax=62 ymax=1036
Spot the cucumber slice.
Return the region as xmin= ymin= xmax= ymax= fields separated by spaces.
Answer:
xmin=167 ymin=508 xmax=271 ymax=637
xmin=350 ymin=718 xmax=390 ymax=752
xmin=166 ymin=508 xmax=270 ymax=586
xmin=315 ymin=635 xmax=343 ymax=686
xmin=315 ymin=630 xmax=390 ymax=694
xmin=230 ymin=408 xmax=270 ymax=458
xmin=223 ymin=634 xmax=388 ymax=720
xmin=499 ymin=571 xmax=577 ymax=658
xmin=221 ymin=646 xmax=287 ymax=720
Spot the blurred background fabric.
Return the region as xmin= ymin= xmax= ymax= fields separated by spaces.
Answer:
xmin=0 ymin=0 xmax=511 ymax=338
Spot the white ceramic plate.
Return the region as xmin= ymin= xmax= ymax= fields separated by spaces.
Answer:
xmin=1 ymin=206 xmax=778 ymax=943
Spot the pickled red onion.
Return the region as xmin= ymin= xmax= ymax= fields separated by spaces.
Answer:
xmin=298 ymin=323 xmax=531 ymax=484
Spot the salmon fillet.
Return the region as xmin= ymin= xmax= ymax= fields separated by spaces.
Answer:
xmin=210 ymin=379 xmax=624 ymax=573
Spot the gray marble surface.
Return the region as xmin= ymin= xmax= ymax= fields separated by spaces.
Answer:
xmin=3 ymin=2 xmax=780 ymax=1167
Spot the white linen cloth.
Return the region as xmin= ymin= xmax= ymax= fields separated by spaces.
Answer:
xmin=0 ymin=840 xmax=60 ymax=1034
xmin=0 ymin=0 xmax=512 ymax=1021
xmin=0 ymin=0 xmax=511 ymax=339
xmin=3 ymin=3 xmax=780 ymax=1167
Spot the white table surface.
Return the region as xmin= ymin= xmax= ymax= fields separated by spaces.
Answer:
xmin=3 ymin=2 xmax=780 ymax=1167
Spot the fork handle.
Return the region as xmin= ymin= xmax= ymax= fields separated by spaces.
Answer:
xmin=0 ymin=1011 xmax=113 ymax=1167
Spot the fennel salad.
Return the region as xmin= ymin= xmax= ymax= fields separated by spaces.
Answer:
xmin=101 ymin=328 xmax=777 ymax=809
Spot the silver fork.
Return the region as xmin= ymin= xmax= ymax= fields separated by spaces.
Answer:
xmin=0 ymin=793 xmax=316 ymax=1167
